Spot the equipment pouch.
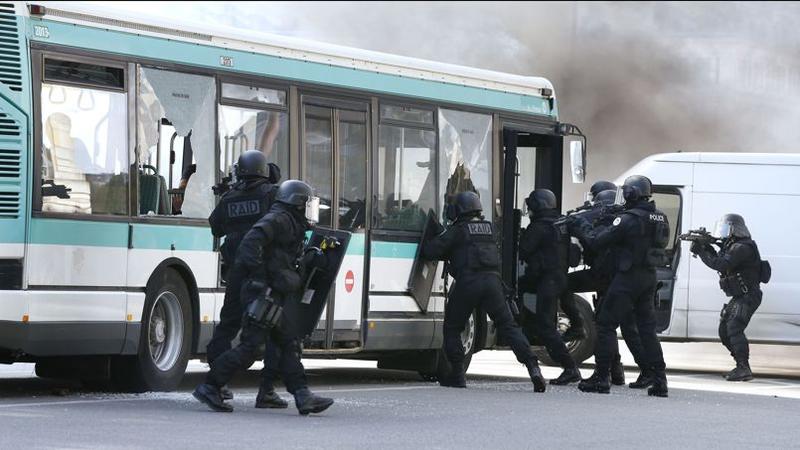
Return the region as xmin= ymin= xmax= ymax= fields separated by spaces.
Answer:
xmin=469 ymin=242 xmax=500 ymax=271
xmin=245 ymin=291 xmax=283 ymax=329
xmin=568 ymin=242 xmax=582 ymax=268
xmin=719 ymin=275 xmax=747 ymax=297
xmin=760 ymin=260 xmax=772 ymax=284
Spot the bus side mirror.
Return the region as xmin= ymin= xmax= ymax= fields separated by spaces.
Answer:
xmin=569 ymin=139 xmax=586 ymax=184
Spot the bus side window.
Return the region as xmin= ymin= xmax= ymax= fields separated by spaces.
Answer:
xmin=39 ymin=58 xmax=128 ymax=216
xmin=438 ymin=109 xmax=493 ymax=221
xmin=376 ymin=104 xmax=436 ymax=232
xmin=136 ymin=67 xmax=216 ymax=218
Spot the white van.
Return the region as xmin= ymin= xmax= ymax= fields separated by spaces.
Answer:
xmin=615 ymin=152 xmax=799 ymax=344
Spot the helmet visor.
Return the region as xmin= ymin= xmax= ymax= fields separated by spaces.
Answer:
xmin=714 ymin=220 xmax=732 ymax=239
xmin=614 ymin=186 xmax=625 ymax=206
xmin=305 ymin=196 xmax=320 ymax=224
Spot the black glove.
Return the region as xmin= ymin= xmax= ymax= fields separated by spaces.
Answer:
xmin=300 ymin=247 xmax=325 ymax=272
xmin=690 ymin=241 xmax=706 ymax=255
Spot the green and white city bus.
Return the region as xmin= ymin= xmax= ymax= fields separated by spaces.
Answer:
xmin=0 ymin=2 xmax=588 ymax=390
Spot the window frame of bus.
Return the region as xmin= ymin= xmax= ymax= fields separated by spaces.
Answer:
xmin=217 ymin=77 xmax=290 ymax=186
xmin=372 ymin=101 xmax=438 ymax=237
xmin=31 ymin=51 xmax=131 ymax=222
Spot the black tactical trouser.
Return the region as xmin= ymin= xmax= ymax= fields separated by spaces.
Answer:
xmin=444 ymin=274 xmax=537 ymax=373
xmin=569 ymin=269 xmax=646 ymax=369
xmin=594 ymin=268 xmax=665 ymax=377
xmin=205 ymin=266 xmax=282 ymax=388
xmin=206 ymin=292 xmax=307 ymax=395
xmin=719 ymin=290 xmax=762 ymax=362
xmin=519 ymin=272 xmax=576 ymax=369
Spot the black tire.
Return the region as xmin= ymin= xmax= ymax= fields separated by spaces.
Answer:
xmin=419 ymin=309 xmax=478 ymax=381
xmin=534 ymin=295 xmax=596 ymax=366
xmin=112 ymin=268 xmax=192 ymax=392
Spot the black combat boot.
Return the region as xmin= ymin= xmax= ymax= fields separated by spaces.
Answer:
xmin=439 ymin=363 xmax=467 ymax=388
xmin=293 ymin=388 xmax=334 ymax=415
xmin=220 ymin=385 xmax=234 ymax=401
xmin=628 ymin=368 xmax=654 ymax=389
xmin=549 ymin=367 xmax=582 ymax=386
xmin=647 ymin=371 xmax=668 ymax=397
xmin=562 ymin=326 xmax=587 ymax=342
xmin=526 ymin=360 xmax=547 ymax=393
xmin=255 ymin=386 xmax=289 ymax=409
xmin=193 ymin=383 xmax=234 ymax=412
xmin=578 ymin=372 xmax=610 ymax=394
xmin=725 ymin=360 xmax=754 ymax=382
xmin=610 ymin=356 xmax=625 ymax=386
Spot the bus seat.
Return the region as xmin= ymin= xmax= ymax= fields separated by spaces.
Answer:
xmin=139 ymin=165 xmax=160 ymax=214
xmin=43 ymin=113 xmax=92 ymax=214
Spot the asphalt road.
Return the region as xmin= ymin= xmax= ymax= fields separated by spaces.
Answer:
xmin=0 ymin=343 xmax=799 ymax=449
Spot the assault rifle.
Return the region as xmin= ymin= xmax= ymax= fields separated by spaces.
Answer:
xmin=679 ymin=227 xmax=722 ymax=256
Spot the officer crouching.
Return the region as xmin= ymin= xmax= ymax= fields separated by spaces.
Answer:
xmin=194 ymin=180 xmax=334 ymax=415
xmin=690 ymin=214 xmax=770 ymax=382
xmin=422 ymin=191 xmax=546 ymax=392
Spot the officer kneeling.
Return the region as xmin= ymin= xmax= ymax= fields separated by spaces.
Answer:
xmin=689 ymin=214 xmax=769 ymax=382
xmin=194 ymin=180 xmax=334 ymax=415
xmin=423 ymin=191 xmax=546 ymax=392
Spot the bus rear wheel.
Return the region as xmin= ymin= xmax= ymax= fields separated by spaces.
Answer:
xmin=113 ymin=268 xmax=192 ymax=392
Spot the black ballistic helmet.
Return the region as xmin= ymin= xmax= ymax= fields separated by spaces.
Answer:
xmin=449 ymin=191 xmax=482 ymax=220
xmin=715 ymin=213 xmax=751 ymax=239
xmin=276 ymin=180 xmax=313 ymax=207
xmin=594 ymin=189 xmax=617 ymax=206
xmin=589 ymin=180 xmax=617 ymax=198
xmin=525 ymin=189 xmax=558 ymax=213
xmin=235 ymin=150 xmax=269 ymax=179
xmin=622 ymin=175 xmax=652 ymax=203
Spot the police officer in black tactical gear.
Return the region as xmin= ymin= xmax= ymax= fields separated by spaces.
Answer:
xmin=572 ymin=175 xmax=670 ymax=397
xmin=690 ymin=213 xmax=767 ymax=382
xmin=568 ymin=187 xmax=649 ymax=388
xmin=206 ymin=150 xmax=286 ymax=406
xmin=559 ymin=181 xmax=615 ymax=342
xmin=423 ymin=191 xmax=547 ymax=392
xmin=194 ymin=180 xmax=334 ymax=415
xmin=517 ymin=189 xmax=581 ymax=386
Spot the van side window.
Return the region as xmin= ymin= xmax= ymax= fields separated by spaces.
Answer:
xmin=652 ymin=188 xmax=682 ymax=256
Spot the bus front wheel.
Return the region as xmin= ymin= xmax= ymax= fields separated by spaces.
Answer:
xmin=113 ymin=268 xmax=192 ymax=392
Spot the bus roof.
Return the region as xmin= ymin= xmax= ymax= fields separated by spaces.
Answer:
xmin=645 ymin=152 xmax=800 ymax=166
xmin=32 ymin=2 xmax=555 ymax=99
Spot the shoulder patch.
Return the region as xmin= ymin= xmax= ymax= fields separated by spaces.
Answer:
xmin=467 ymin=222 xmax=493 ymax=235
xmin=612 ymin=217 xmax=622 ymax=226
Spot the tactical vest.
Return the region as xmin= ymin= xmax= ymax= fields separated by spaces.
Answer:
xmin=216 ymin=179 xmax=276 ymax=262
xmin=618 ymin=207 xmax=669 ymax=270
xmin=718 ymin=238 xmax=765 ymax=296
xmin=260 ymin=209 xmax=307 ymax=294
xmin=459 ymin=219 xmax=500 ymax=278
xmin=533 ymin=216 xmax=571 ymax=272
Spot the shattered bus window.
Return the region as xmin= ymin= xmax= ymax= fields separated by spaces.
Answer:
xmin=136 ymin=67 xmax=216 ymax=217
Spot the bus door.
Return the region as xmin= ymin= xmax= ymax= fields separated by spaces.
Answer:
xmin=500 ymin=128 xmax=563 ymax=296
xmin=302 ymin=98 xmax=368 ymax=349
